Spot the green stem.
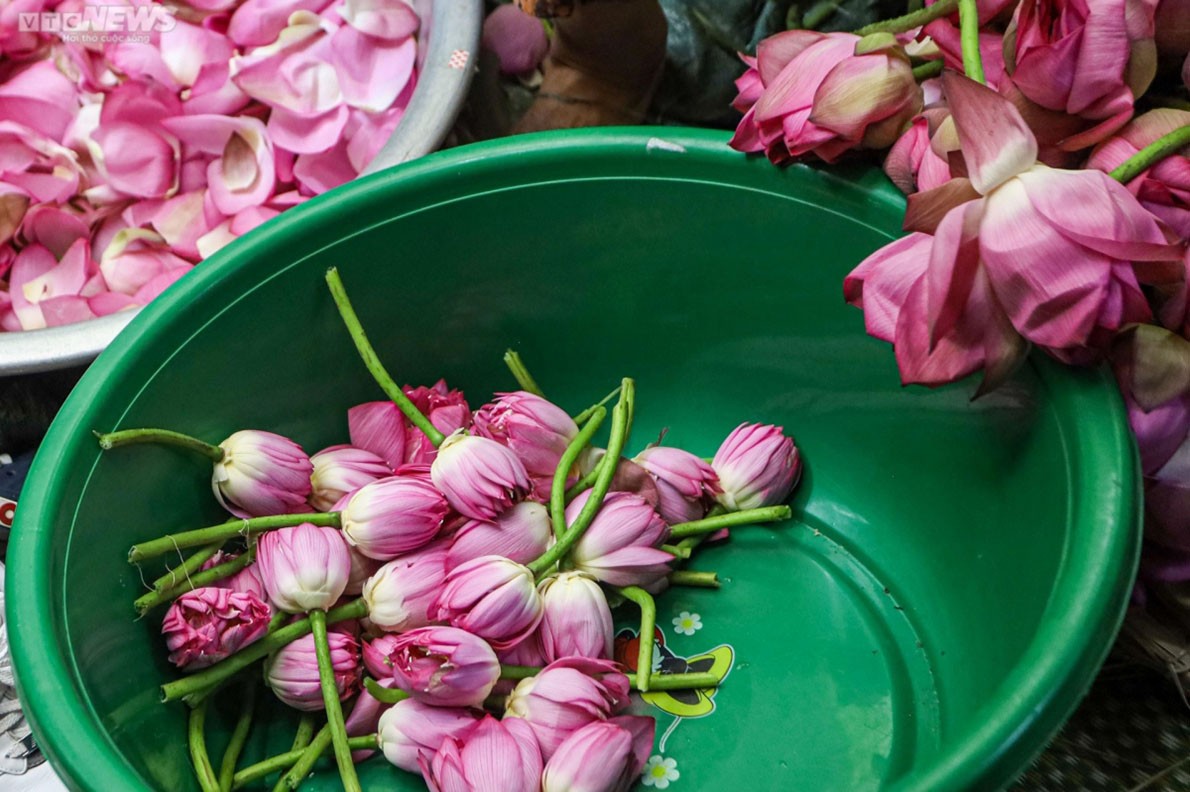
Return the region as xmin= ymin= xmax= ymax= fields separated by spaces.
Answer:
xmin=268 ymin=716 xmax=319 ymax=792
xmin=218 ymin=680 xmax=256 ymax=792
xmin=325 ymin=267 xmax=444 ymax=448
xmin=632 ymin=672 xmax=721 ymax=691
xmin=150 ymin=541 xmax=225 ymax=593
xmin=503 ymin=350 xmax=545 ymax=397
xmin=129 ymin=513 xmax=339 ymax=563
xmin=912 ymin=59 xmax=944 ymax=81
xmin=163 ymin=599 xmax=368 ymax=704
xmin=291 ymin=715 xmax=318 ymax=752
xmin=550 ymin=407 xmax=607 ymax=539
xmin=95 ymin=428 xmax=224 ymax=462
xmin=1110 ymin=124 xmax=1190 ymax=185
xmin=136 ymin=547 xmax=258 ymax=614
xmin=268 ymin=611 xmax=289 ymax=633
xmin=853 ymin=0 xmax=956 ymax=35
xmin=660 ymin=544 xmax=691 ymax=560
xmin=188 ymin=699 xmax=220 ymax=792
xmin=617 ymin=586 xmax=656 ymax=692
xmin=528 ymin=379 xmax=635 ymax=578
xmin=669 ymin=570 xmax=720 ymax=588
xmin=363 ymin=677 xmax=411 ymax=704
xmin=234 ymin=734 xmax=376 ymax=791
xmin=667 ymin=506 xmax=792 ymax=540
xmin=957 ymin=0 xmax=984 ymax=83
xmin=573 ymin=385 xmax=622 ymax=425
xmin=280 ymin=725 xmax=332 ymax=790
xmin=310 ymin=610 xmax=360 ymax=792
xmin=498 ymin=664 xmax=542 ymax=680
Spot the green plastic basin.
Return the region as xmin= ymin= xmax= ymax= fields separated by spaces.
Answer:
xmin=8 ymin=128 xmax=1140 ymax=791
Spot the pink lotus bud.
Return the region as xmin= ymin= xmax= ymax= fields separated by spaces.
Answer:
xmin=431 ymin=434 xmax=531 ymax=521
xmin=362 ymin=541 xmax=447 ymax=631
xmin=161 ymin=586 xmax=271 ymax=670
xmin=565 ymin=491 xmax=672 ymax=588
xmin=730 ymin=31 xmax=922 ymax=164
xmin=542 ymin=716 xmax=656 ymax=792
xmin=340 ymin=476 xmax=450 ymax=560
xmin=388 ymin=626 xmax=502 ymax=708
xmin=504 ymin=657 xmax=630 ymax=760
xmin=537 ymin=571 xmax=613 ymax=662
xmin=433 ymin=556 xmax=544 ymax=650
xmin=363 ymin=633 xmax=403 ymax=679
xmin=472 ymin=391 xmax=579 ymax=500
xmin=447 ymin=501 xmax=554 ymax=568
xmin=203 ymin=551 xmax=268 ymax=602
xmin=482 ymin=4 xmax=549 ymax=76
xmin=634 ymin=446 xmax=722 ymax=524
xmin=309 ymin=444 xmax=392 ymax=512
xmin=577 ymin=450 xmax=662 ymax=508
xmin=256 ymin=523 xmax=351 ymax=613
xmin=345 ymin=545 xmax=384 ymax=596
xmin=212 ymin=430 xmax=313 ymax=517
xmin=712 ymin=423 xmax=801 ymax=511
xmin=378 ymin=699 xmax=481 ymax=774
xmin=266 ymin=630 xmax=360 ymax=711
xmin=420 ymin=715 xmax=542 ymax=792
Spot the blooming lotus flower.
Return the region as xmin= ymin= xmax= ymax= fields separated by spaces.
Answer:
xmin=1087 ymin=109 xmax=1190 ymax=238
xmin=419 ymin=715 xmax=542 ymax=792
xmin=433 ymin=556 xmax=544 ymax=650
xmin=565 ymin=491 xmax=672 ymax=588
xmin=378 ymin=699 xmax=480 ymax=774
xmin=730 ymin=30 xmax=922 ymax=164
xmin=212 ymin=430 xmax=314 ymax=517
xmin=1008 ymin=0 xmax=1157 ymax=146
xmin=472 ymin=391 xmax=579 ymax=501
xmin=634 ymin=446 xmax=722 ymax=524
xmin=712 ymin=423 xmax=801 ymax=511
xmin=162 ymin=587 xmax=271 ymax=670
xmin=362 ymin=541 xmax=447 ymax=631
xmin=431 ymin=434 xmax=531 ymax=522
xmin=537 ymin=571 xmax=614 ymax=662
xmin=447 ymin=501 xmax=553 ymax=568
xmin=482 ymin=3 xmax=549 ymax=76
xmin=362 ymin=633 xmax=403 ymax=679
xmin=845 ymin=73 xmax=1181 ymax=388
xmin=266 ymin=630 xmax=360 ymax=710
xmin=388 ymin=626 xmax=502 ymax=708
xmin=541 ymin=716 xmax=656 ymax=792
xmin=256 ymin=523 xmax=351 ymax=613
xmin=348 ymin=381 xmax=471 ymax=468
xmin=504 ymin=657 xmax=631 ymax=760
xmin=308 ymin=444 xmax=392 ymax=512
xmin=340 ymin=476 xmax=450 ymax=560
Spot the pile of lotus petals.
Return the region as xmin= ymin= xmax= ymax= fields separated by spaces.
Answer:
xmin=0 ymin=0 xmax=421 ymax=332
xmin=103 ymin=268 xmax=802 ymax=792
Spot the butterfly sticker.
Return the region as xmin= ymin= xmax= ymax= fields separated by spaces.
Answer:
xmin=614 ymin=626 xmax=734 ymax=719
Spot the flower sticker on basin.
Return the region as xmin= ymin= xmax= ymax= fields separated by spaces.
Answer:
xmin=671 ymin=611 xmax=702 ymax=636
xmin=642 ymin=755 xmax=681 ymax=789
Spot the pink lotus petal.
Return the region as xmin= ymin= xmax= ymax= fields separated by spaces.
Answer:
xmin=346 ymin=104 xmax=406 ymax=173
xmin=757 ymin=30 xmax=825 ymax=85
xmin=20 ymin=204 xmax=89 ymax=259
xmin=8 ymin=244 xmax=56 ymax=330
xmin=925 ymin=199 xmax=985 ymax=347
xmin=161 ymin=20 xmax=235 ymax=88
xmin=810 ymin=53 xmax=919 ymax=141
xmin=231 ymin=16 xmax=342 ymax=115
xmin=21 ymin=238 xmax=92 ymax=308
xmin=229 ymin=205 xmax=279 ymax=235
xmin=206 ymin=120 xmax=276 ymax=216
xmin=133 ymin=265 xmax=192 ymax=303
xmin=227 ymin=0 xmax=333 ymax=48
xmin=151 ymin=192 xmax=211 ymax=261
xmin=105 ymin=42 xmax=177 ymax=89
xmin=99 ymin=78 xmax=182 ymax=128
xmin=93 ymin=122 xmax=178 ymax=199
xmin=942 ymin=72 xmax=1038 ymax=194
xmin=754 ymin=35 xmax=859 ymax=124
xmin=268 ymin=105 xmax=349 ymax=155
xmin=0 ymin=61 xmax=77 ymax=142
xmin=0 ymin=187 xmax=29 ymax=248
xmin=843 ymin=231 xmax=932 ymax=344
xmin=331 ymin=25 xmax=416 ymax=113
xmin=338 ymin=0 xmax=419 ymax=39
xmin=184 ymin=63 xmax=252 ymax=116
xmin=293 ymin=139 xmax=356 ymax=194
xmin=89 ymin=290 xmax=139 ymax=316
xmin=40 ymin=296 xmax=96 ymax=327
xmin=196 ymin=219 xmax=238 ymax=258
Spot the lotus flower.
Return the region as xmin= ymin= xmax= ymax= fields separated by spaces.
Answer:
xmin=339 ymin=476 xmax=450 ymax=560
xmin=378 ymin=699 xmax=480 ymax=774
xmin=565 ymin=491 xmax=672 ymax=588
xmin=161 ymin=587 xmax=271 ymax=670
xmin=256 ymin=522 xmax=351 ymax=613
xmin=634 ymin=446 xmax=722 ymax=524
xmin=712 ymin=423 xmax=801 ymax=512
xmin=308 ymin=444 xmax=392 ymax=512
xmin=266 ymin=630 xmax=360 ymax=710
xmin=432 ymin=555 xmax=544 ymax=650
xmin=447 ymin=501 xmax=554 ymax=568
xmin=348 ymin=381 xmax=471 ymax=468
xmin=472 ymin=390 xmax=579 ymax=501
xmin=730 ymin=30 xmax=922 ymax=164
xmin=541 ymin=716 xmax=656 ymax=792
xmin=431 ymin=434 xmax=531 ymax=522
xmin=386 ymin=626 xmax=502 ymax=708
xmin=845 ymin=73 xmax=1181 ymax=388
xmin=537 ymin=571 xmax=614 ymax=662
xmin=361 ymin=540 xmax=447 ymax=632
xmin=419 ymin=715 xmax=543 ymax=792
xmin=212 ymin=430 xmax=313 ymax=517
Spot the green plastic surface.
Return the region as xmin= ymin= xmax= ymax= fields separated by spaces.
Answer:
xmin=8 ymin=128 xmax=1140 ymax=792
